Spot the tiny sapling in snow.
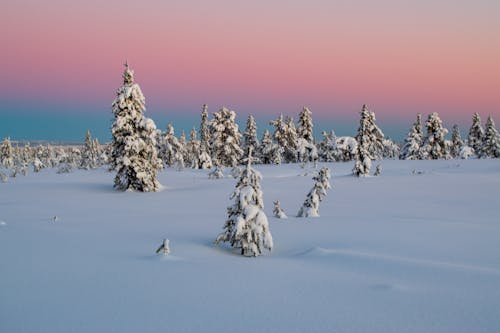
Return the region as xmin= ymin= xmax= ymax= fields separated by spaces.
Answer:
xmin=374 ymin=164 xmax=381 ymax=176
xmin=273 ymin=200 xmax=287 ymax=219
xmin=156 ymin=239 xmax=170 ymax=255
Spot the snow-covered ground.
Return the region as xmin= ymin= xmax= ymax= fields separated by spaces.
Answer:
xmin=1 ymin=159 xmax=500 ymax=333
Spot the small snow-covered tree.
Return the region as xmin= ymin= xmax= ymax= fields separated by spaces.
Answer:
xmin=273 ymin=200 xmax=287 ymax=219
xmin=215 ymin=149 xmax=273 ymax=257
xmin=0 ymin=137 xmax=14 ymax=170
xmin=450 ymin=124 xmax=464 ymax=158
xmin=243 ymin=114 xmax=259 ymax=157
xmin=110 ymin=63 xmax=162 ymax=192
xmin=199 ymin=104 xmax=211 ymax=155
xmin=209 ymin=107 xmax=243 ymax=167
xmin=161 ymin=123 xmax=183 ymax=168
xmin=259 ymin=130 xmax=282 ymax=165
xmin=208 ymin=164 xmax=224 ymax=179
xmin=297 ymin=167 xmax=331 ymax=217
xmin=80 ymin=130 xmax=101 ymax=170
xmin=318 ymin=130 xmax=338 ymax=162
xmin=270 ymin=115 xmax=297 ymax=163
xmin=186 ymin=127 xmax=201 ymax=169
xmin=297 ymin=107 xmax=314 ymax=143
xmin=420 ymin=112 xmax=449 ymax=160
xmin=399 ymin=113 xmax=423 ymax=160
xmin=353 ymin=105 xmax=384 ymax=176
xmin=468 ymin=112 xmax=484 ymax=157
xmin=482 ymin=116 xmax=500 ymax=158
xmin=296 ymin=138 xmax=318 ymax=165
xmin=373 ymin=164 xmax=382 ymax=176
xmin=381 ymin=138 xmax=400 ymax=159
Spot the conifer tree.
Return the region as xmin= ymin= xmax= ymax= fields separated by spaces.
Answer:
xmin=482 ymin=116 xmax=500 ymax=158
xmin=0 ymin=137 xmax=14 ymax=170
xmin=215 ymin=148 xmax=273 ymax=257
xmin=209 ymin=107 xmax=243 ymax=167
xmin=273 ymin=200 xmax=287 ymax=219
xmin=468 ymin=112 xmax=484 ymax=157
xmin=297 ymin=167 xmax=331 ymax=217
xmin=420 ymin=112 xmax=450 ymax=160
xmin=199 ymin=104 xmax=211 ymax=154
xmin=450 ymin=124 xmax=464 ymax=158
xmin=186 ymin=127 xmax=201 ymax=169
xmin=259 ymin=130 xmax=282 ymax=165
xmin=80 ymin=130 xmax=101 ymax=170
xmin=399 ymin=114 xmax=423 ymax=160
xmin=318 ymin=130 xmax=338 ymax=162
xmin=297 ymin=107 xmax=314 ymax=143
xmin=110 ymin=63 xmax=162 ymax=192
xmin=353 ymin=105 xmax=384 ymax=176
xmin=243 ymin=114 xmax=259 ymax=157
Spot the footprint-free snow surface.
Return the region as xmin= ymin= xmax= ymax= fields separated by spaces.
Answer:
xmin=1 ymin=159 xmax=500 ymax=333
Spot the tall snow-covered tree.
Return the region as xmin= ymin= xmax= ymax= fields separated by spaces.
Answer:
xmin=420 ymin=112 xmax=449 ymax=160
xmin=399 ymin=114 xmax=423 ymax=160
xmin=199 ymin=104 xmax=211 ymax=154
xmin=450 ymin=124 xmax=464 ymax=158
xmin=270 ymin=114 xmax=297 ymax=163
xmin=297 ymin=167 xmax=331 ymax=217
xmin=215 ymin=148 xmax=273 ymax=257
xmin=243 ymin=114 xmax=259 ymax=157
xmin=297 ymin=107 xmax=314 ymax=143
xmin=110 ymin=63 xmax=162 ymax=192
xmin=353 ymin=104 xmax=384 ymax=176
xmin=186 ymin=127 xmax=201 ymax=169
xmin=209 ymin=107 xmax=243 ymax=167
xmin=482 ymin=116 xmax=500 ymax=158
xmin=467 ymin=112 xmax=484 ymax=157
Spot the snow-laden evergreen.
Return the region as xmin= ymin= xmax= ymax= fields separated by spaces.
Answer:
xmin=243 ymin=114 xmax=259 ymax=157
xmin=0 ymin=137 xmax=14 ymax=170
xmin=373 ymin=164 xmax=382 ymax=176
xmin=318 ymin=130 xmax=338 ymax=162
xmin=482 ymin=116 xmax=500 ymax=158
xmin=79 ymin=130 xmax=101 ymax=170
xmin=297 ymin=167 xmax=331 ymax=217
xmin=215 ymin=149 xmax=273 ymax=257
xmin=296 ymin=138 xmax=318 ymax=165
xmin=420 ymin=112 xmax=450 ymax=160
xmin=186 ymin=127 xmax=201 ymax=169
xmin=270 ymin=115 xmax=298 ymax=163
xmin=381 ymin=139 xmax=400 ymax=159
xmin=468 ymin=112 xmax=484 ymax=158
xmin=273 ymin=200 xmax=287 ymax=219
xmin=450 ymin=125 xmax=464 ymax=158
xmin=110 ymin=63 xmax=162 ymax=192
xmin=209 ymin=107 xmax=243 ymax=167
xmin=399 ymin=114 xmax=423 ymax=160
xmin=199 ymin=104 xmax=211 ymax=155
xmin=208 ymin=164 xmax=224 ymax=179
xmin=161 ymin=123 xmax=185 ymax=169
xmin=297 ymin=107 xmax=314 ymax=143
xmin=353 ymin=105 xmax=384 ymax=176
xmin=259 ymin=130 xmax=283 ymax=165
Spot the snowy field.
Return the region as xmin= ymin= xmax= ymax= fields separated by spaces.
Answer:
xmin=1 ymin=159 xmax=500 ymax=333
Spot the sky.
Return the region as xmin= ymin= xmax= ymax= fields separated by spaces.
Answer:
xmin=1 ymin=0 xmax=499 ymax=142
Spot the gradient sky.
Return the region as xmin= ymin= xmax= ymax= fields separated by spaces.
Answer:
xmin=1 ymin=0 xmax=499 ymax=142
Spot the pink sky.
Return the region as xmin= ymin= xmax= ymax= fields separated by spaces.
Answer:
xmin=2 ymin=0 xmax=500 ymax=125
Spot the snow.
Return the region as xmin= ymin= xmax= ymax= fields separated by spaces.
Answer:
xmin=1 ymin=159 xmax=500 ymax=332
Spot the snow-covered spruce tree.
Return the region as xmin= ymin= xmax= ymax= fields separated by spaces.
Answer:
xmin=468 ymin=112 xmax=484 ymax=157
xmin=482 ymin=116 xmax=500 ymax=158
xmin=318 ymin=130 xmax=338 ymax=162
xmin=199 ymin=104 xmax=211 ymax=155
xmin=161 ymin=123 xmax=184 ymax=168
xmin=186 ymin=127 xmax=201 ymax=169
xmin=399 ymin=113 xmax=423 ymax=160
xmin=297 ymin=107 xmax=314 ymax=143
xmin=420 ymin=112 xmax=450 ymax=160
xmin=297 ymin=167 xmax=331 ymax=217
xmin=296 ymin=138 xmax=318 ymax=165
xmin=214 ymin=148 xmax=273 ymax=257
xmin=243 ymin=114 xmax=259 ymax=157
xmin=273 ymin=200 xmax=287 ymax=219
xmin=381 ymin=138 xmax=400 ymax=159
xmin=373 ymin=164 xmax=382 ymax=176
xmin=450 ymin=124 xmax=464 ymax=158
xmin=209 ymin=107 xmax=243 ymax=167
xmin=208 ymin=163 xmax=224 ymax=179
xmin=110 ymin=63 xmax=162 ymax=192
xmin=259 ymin=130 xmax=283 ymax=165
xmin=80 ymin=130 xmax=101 ymax=170
xmin=353 ymin=105 xmax=384 ymax=176
xmin=0 ymin=137 xmax=14 ymax=170
xmin=270 ymin=115 xmax=297 ymax=163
